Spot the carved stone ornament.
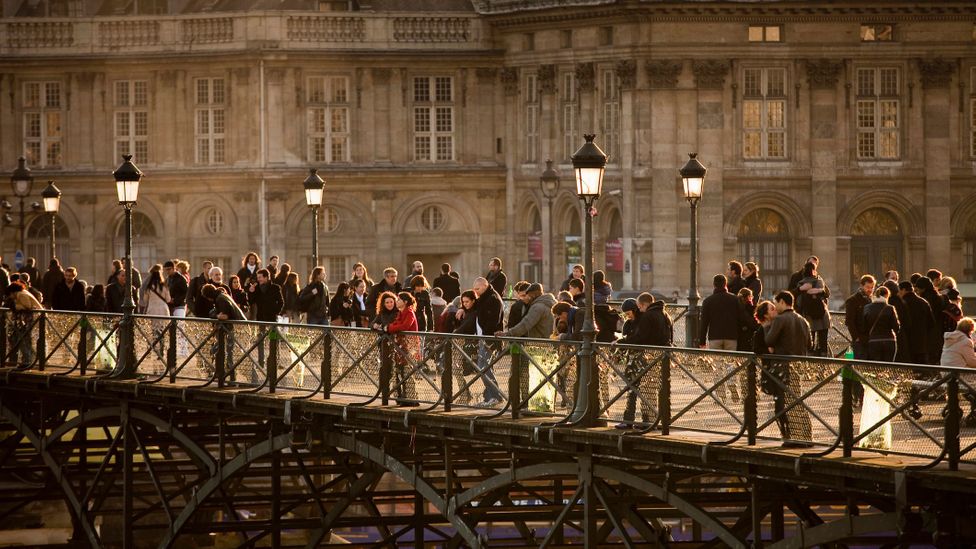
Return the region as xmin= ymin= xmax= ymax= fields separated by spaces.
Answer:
xmin=265 ymin=191 xmax=289 ymax=202
xmin=615 ymin=59 xmax=637 ymax=90
xmin=372 ymin=190 xmax=396 ymax=201
xmin=645 ymin=60 xmax=682 ymax=89
xmin=500 ymin=67 xmax=519 ymax=96
xmin=805 ymin=59 xmax=842 ymax=90
xmin=475 ymin=67 xmax=497 ymax=84
xmin=576 ymin=62 xmax=595 ymax=93
xmin=692 ymin=60 xmax=729 ymax=90
xmin=74 ymin=194 xmax=97 ymax=205
xmin=916 ymin=58 xmax=954 ymax=89
xmin=371 ymin=68 xmax=392 ymax=84
xmin=538 ymin=64 xmax=557 ymax=94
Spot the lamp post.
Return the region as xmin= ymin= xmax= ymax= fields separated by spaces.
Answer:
xmin=41 ymin=180 xmax=61 ymax=262
xmin=303 ymin=168 xmax=325 ymax=268
xmin=539 ymin=159 xmax=560 ymax=290
xmin=10 ymin=157 xmax=34 ymax=256
xmin=111 ymin=154 xmax=143 ymax=379
xmin=568 ymin=135 xmax=607 ymax=428
xmin=679 ymin=153 xmax=707 ymax=348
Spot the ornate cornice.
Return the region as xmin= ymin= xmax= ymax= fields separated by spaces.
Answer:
xmin=576 ymin=62 xmax=595 ymax=93
xmin=475 ymin=67 xmax=498 ymax=84
xmin=500 ymin=67 xmax=519 ymax=96
xmin=371 ymin=67 xmax=392 ymax=84
xmin=615 ymin=59 xmax=637 ymax=90
xmin=692 ymin=60 xmax=728 ymax=90
xmin=916 ymin=57 xmax=954 ymax=89
xmin=538 ymin=64 xmax=557 ymax=94
xmin=645 ymin=60 xmax=682 ymax=89
xmin=805 ymin=59 xmax=843 ymax=90
xmin=372 ymin=190 xmax=396 ymax=201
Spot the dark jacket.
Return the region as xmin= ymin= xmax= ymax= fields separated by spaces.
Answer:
xmin=699 ymin=287 xmax=741 ymax=342
xmin=283 ymin=284 xmax=301 ymax=314
xmin=506 ymin=293 xmax=557 ymax=339
xmin=41 ymin=267 xmax=64 ymax=307
xmin=236 ymin=266 xmax=260 ymax=289
xmin=187 ymin=273 xmax=210 ymax=317
xmin=298 ymin=281 xmax=329 ymax=318
xmin=737 ymin=300 xmax=759 ymax=352
xmin=18 ymin=265 xmax=39 ymax=287
xmin=250 ymin=282 xmax=284 ymax=322
xmin=728 ymin=275 xmax=745 ymax=296
xmin=432 ymin=273 xmax=461 ymax=302
xmin=106 ymin=281 xmax=139 ymax=313
xmin=52 ymin=280 xmax=87 ymax=311
xmin=475 ymin=286 xmax=504 ymax=334
xmin=901 ymin=291 xmax=934 ymax=361
xmin=366 ymin=280 xmax=402 ymax=318
xmin=744 ymin=274 xmax=763 ymax=301
xmin=558 ymin=304 xmax=587 ymax=341
xmin=920 ymin=288 xmax=945 ymax=363
xmin=619 ymin=301 xmax=672 ymax=346
xmin=329 ymin=293 xmax=354 ymax=325
xmin=85 ymin=293 xmax=107 ymax=313
xmin=351 ymin=292 xmax=369 ymax=326
xmin=486 ymin=269 xmax=507 ymax=297
xmin=844 ymin=290 xmax=873 ymax=344
xmin=764 ymin=309 xmax=811 ymax=356
xmin=413 ymin=289 xmax=434 ymax=332
xmin=211 ymin=293 xmax=245 ymax=321
xmin=230 ymin=287 xmax=249 ymax=313
xmin=507 ymin=299 xmax=528 ymax=330
xmin=861 ymin=301 xmax=899 ymax=341
xmin=168 ymin=272 xmax=188 ymax=309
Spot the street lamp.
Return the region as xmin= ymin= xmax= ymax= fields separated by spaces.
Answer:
xmin=679 ymin=153 xmax=707 ymax=348
xmin=568 ymin=134 xmax=606 ymax=428
xmin=10 ymin=157 xmax=34 ymax=256
xmin=41 ymin=180 xmax=61 ymax=262
xmin=539 ymin=159 xmax=560 ymax=290
xmin=303 ymin=168 xmax=325 ymax=268
xmin=111 ymin=154 xmax=142 ymax=379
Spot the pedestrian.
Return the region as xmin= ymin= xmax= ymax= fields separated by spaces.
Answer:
xmin=366 ymin=267 xmax=402 ymax=315
xmin=499 ymin=283 xmax=556 ymax=339
xmin=699 ymin=274 xmax=740 ymax=350
xmin=432 ymin=263 xmax=461 ymax=302
xmin=52 ymin=267 xmax=86 ymax=311
xmin=614 ymin=293 xmax=673 ymax=429
xmin=860 ymin=286 xmax=899 ymax=362
xmin=940 ymin=317 xmax=976 ymax=368
xmin=267 ymin=255 xmax=280 ymax=282
xmin=898 ymin=280 xmax=933 ymax=365
xmin=86 ymin=284 xmax=107 ymax=312
xmin=844 ymin=275 xmax=876 ymax=359
xmin=450 ymin=291 xmax=479 ymax=404
xmin=939 ymin=277 xmax=963 ymax=333
xmin=106 ymin=270 xmax=138 ymax=313
xmin=727 ymin=260 xmax=745 ymax=295
xmin=567 ymin=278 xmax=585 ymax=308
xmin=916 ymin=276 xmax=944 ymax=364
xmin=140 ymin=266 xmax=171 ymax=360
xmin=203 ymin=283 xmax=246 ymax=383
xmin=409 ymin=275 xmax=434 ymax=332
xmin=107 ymin=259 xmax=123 ymax=286
xmin=736 ymin=288 xmax=759 ymax=352
xmin=430 ymin=287 xmax=447 ymax=322
xmin=41 ymin=258 xmax=64 ymax=308
xmin=18 ymin=257 xmax=39 ymax=287
xmin=351 ymin=278 xmax=369 ymax=327
xmin=485 ymin=257 xmax=507 ymax=297
xmin=472 ymin=276 xmax=504 ymax=406
xmin=228 ymin=275 xmax=249 ymax=315
xmin=298 ymin=266 xmax=330 ymax=326
xmin=762 ymin=291 xmax=814 ymax=447
xmin=743 ymin=261 xmax=763 ymax=301
xmin=403 ymin=260 xmax=424 ymax=290
xmin=795 ymin=261 xmax=831 ymax=356
xmin=236 ymin=252 xmax=262 ymax=290
xmin=164 ymin=260 xmax=188 ymax=318
xmin=187 ymin=260 xmax=213 ymax=317
xmin=788 ymin=255 xmax=820 ymax=302
xmin=194 ymin=267 xmax=230 ymax=319
xmin=282 ymin=271 xmax=302 ymax=323
xmin=329 ymin=281 xmax=354 ymax=326
xmin=249 ymin=268 xmax=284 ymax=323
xmin=592 ymin=270 xmax=616 ymax=343
xmin=350 ymin=262 xmax=374 ymax=289
xmin=8 ymin=281 xmax=42 ymax=366
xmin=386 ymin=291 xmax=420 ymax=406
xmin=273 ymin=262 xmax=291 ymax=288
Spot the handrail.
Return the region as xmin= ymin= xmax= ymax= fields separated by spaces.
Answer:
xmin=0 ymin=308 xmax=967 ymax=470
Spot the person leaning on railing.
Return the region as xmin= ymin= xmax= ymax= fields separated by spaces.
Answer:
xmin=5 ymin=281 xmax=42 ymax=367
xmin=940 ymin=317 xmax=976 ymax=368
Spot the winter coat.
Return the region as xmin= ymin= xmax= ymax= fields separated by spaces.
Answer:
xmin=699 ymin=287 xmax=741 ymax=342
xmin=432 ymin=274 xmax=461 ymax=302
xmin=506 ymin=293 xmax=557 ymax=339
xmin=106 ymin=281 xmax=139 ymax=313
xmin=366 ymin=280 xmax=402 ymax=317
xmin=236 ymin=266 xmax=260 ymax=289
xmin=211 ymin=293 xmax=245 ymax=321
xmin=764 ymin=309 xmax=811 ymax=356
xmin=921 ymin=288 xmax=945 ymax=362
xmin=329 ymin=293 xmax=354 ymax=325
xmin=744 ymin=275 xmax=763 ymax=301
xmin=230 ymin=287 xmax=249 ymax=313
xmin=474 ymin=286 xmax=504 ymax=335
xmin=13 ymin=289 xmax=43 ymax=311
xmin=412 ymin=289 xmax=434 ymax=332
xmin=41 ymin=267 xmax=64 ymax=307
xmin=860 ymin=300 xmax=899 ymax=341
xmin=298 ymin=281 xmax=329 ymax=319
xmin=796 ymin=275 xmax=830 ymax=331
xmin=618 ymin=301 xmax=672 ymax=346
xmin=844 ymin=290 xmax=872 ymax=344
xmin=737 ymin=300 xmax=759 ymax=352
xmin=901 ymin=291 xmax=934 ymax=361
xmin=352 ymin=292 xmax=369 ymax=327
xmin=486 ymin=269 xmax=507 ymax=297
xmin=52 ymin=280 xmax=87 ymax=311
xmin=940 ymin=331 xmax=976 ymax=368
xmin=250 ymin=282 xmax=284 ymax=322
xmin=141 ymin=283 xmax=172 ymax=317
xmin=168 ymin=272 xmax=189 ymax=309
xmin=387 ymin=308 xmax=418 ymax=334
xmin=593 ymin=282 xmax=612 ymax=305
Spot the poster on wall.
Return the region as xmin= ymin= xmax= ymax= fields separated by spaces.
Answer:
xmin=564 ymin=236 xmax=581 ymax=274
xmin=605 ymin=239 xmax=623 ymax=272
xmin=528 ymin=232 xmax=542 ymax=262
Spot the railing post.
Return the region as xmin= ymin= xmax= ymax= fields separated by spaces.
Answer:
xmin=441 ymin=337 xmax=453 ymax=412
xmin=509 ymin=341 xmax=521 ymax=420
xmin=946 ymin=372 xmax=961 ymax=471
xmin=746 ymin=357 xmax=757 ymax=445
xmin=841 ymin=363 xmax=855 ymax=458
xmin=167 ymin=319 xmax=177 ymax=384
xmin=215 ymin=324 xmax=226 ymax=389
xmin=659 ymin=350 xmax=671 ymax=435
xmin=321 ymin=327 xmax=332 ymax=399
xmin=268 ymin=326 xmax=279 ymax=394
xmin=37 ymin=312 xmax=46 ymax=371
xmin=379 ymin=334 xmax=391 ymax=405
xmin=79 ymin=318 xmax=89 ymax=376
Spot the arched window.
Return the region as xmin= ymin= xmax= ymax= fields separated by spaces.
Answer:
xmin=737 ymin=208 xmax=790 ymax=298
xmin=420 ymin=205 xmax=445 ymax=233
xmin=113 ymin=212 xmax=157 ymax=274
xmin=850 ymin=207 xmax=903 ymax=286
xmin=26 ymin=214 xmax=70 ymax=268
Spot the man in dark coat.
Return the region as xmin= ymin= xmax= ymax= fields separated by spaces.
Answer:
xmin=106 ymin=270 xmax=139 ymax=313
xmin=41 ymin=259 xmax=64 ymax=308
xmin=763 ymin=291 xmax=813 ymax=447
xmin=618 ymin=292 xmax=673 ymax=347
xmin=898 ymin=281 xmax=933 ymax=366
xmin=915 ymin=277 xmax=944 ymax=364
xmin=187 ymin=261 xmax=213 ymax=318
xmin=614 ymin=293 xmax=673 ymax=429
xmin=164 ymin=260 xmax=188 ymax=317
xmin=248 ymin=268 xmax=283 ymax=323
xmin=433 ymin=263 xmax=462 ymax=302
xmin=699 ymin=274 xmax=741 ymax=349
xmin=485 ymin=257 xmax=507 ymax=297
xmin=727 ymin=261 xmax=746 ymax=295
xmin=844 ymin=274 xmax=875 ymax=359
xmin=366 ymin=267 xmax=402 ymax=317
xmin=52 ymin=267 xmax=87 ymax=311
xmin=473 ymin=276 xmax=504 ymax=406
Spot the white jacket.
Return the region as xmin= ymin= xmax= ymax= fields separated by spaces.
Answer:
xmin=141 ymin=284 xmax=171 ymax=317
xmin=940 ymin=331 xmax=976 ymax=368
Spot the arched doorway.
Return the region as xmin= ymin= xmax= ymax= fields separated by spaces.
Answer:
xmin=736 ymin=208 xmax=790 ymax=298
xmin=850 ymin=207 xmax=903 ymax=286
xmin=26 ymin=214 xmax=70 ymax=267
xmin=113 ymin=212 xmax=158 ymax=274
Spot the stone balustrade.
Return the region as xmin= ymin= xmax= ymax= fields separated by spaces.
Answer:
xmin=0 ymin=12 xmax=486 ymax=55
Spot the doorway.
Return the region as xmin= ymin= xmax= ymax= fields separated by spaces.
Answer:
xmin=850 ymin=208 xmax=903 ymax=287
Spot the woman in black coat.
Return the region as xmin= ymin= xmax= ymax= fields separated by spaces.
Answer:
xmin=409 ymin=275 xmax=434 ymax=332
xmin=329 ymin=282 xmax=354 ymax=326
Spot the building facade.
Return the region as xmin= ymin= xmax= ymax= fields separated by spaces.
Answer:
xmin=1 ymin=0 xmax=975 ymax=299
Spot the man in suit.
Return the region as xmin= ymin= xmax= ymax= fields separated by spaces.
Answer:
xmin=763 ymin=291 xmax=814 ymax=447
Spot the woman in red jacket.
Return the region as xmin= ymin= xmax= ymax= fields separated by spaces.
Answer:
xmin=386 ymin=291 xmax=419 ymax=406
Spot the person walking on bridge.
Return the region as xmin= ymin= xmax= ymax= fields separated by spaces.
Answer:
xmin=763 ymin=291 xmax=814 ymax=448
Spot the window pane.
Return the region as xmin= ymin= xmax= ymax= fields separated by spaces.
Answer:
xmin=748 ymin=26 xmax=764 ymax=42
xmin=767 ymin=132 xmax=785 ymax=157
xmin=414 ymin=78 xmax=430 ymax=102
xmin=435 ymin=77 xmax=452 ymax=102
xmin=435 ymin=107 xmax=452 ymax=132
xmin=767 ymin=69 xmax=785 ymax=96
xmin=436 ymin=135 xmax=452 ymax=161
xmin=197 ymin=110 xmax=209 ymax=133
xmin=46 ymin=141 xmax=61 ymax=166
xmin=115 ymin=81 xmax=130 ymax=106
xmin=117 ymin=140 xmax=129 ymax=159
xmin=743 ymin=69 xmax=761 ymax=96
xmin=311 ymin=136 xmax=325 ymax=162
xmin=26 ymin=142 xmax=41 ymax=165
xmin=213 ymin=138 xmax=224 ymax=163
xmin=45 ymin=112 xmax=61 ymax=137
xmin=857 ymin=101 xmax=875 ymax=129
xmin=880 ymin=68 xmax=898 ymax=95
xmin=310 ymin=107 xmax=325 ymax=133
xmin=743 ymin=101 xmax=761 ymax=128
xmin=765 ymin=26 xmax=780 ymax=41
xmin=45 ymin=83 xmax=60 ymax=108
xmin=743 ymin=131 xmax=761 ymax=158
xmin=24 ymin=83 xmax=40 ymax=108
xmin=331 ymin=77 xmax=348 ymax=103
xmin=857 ymin=69 xmax=874 ymax=96
xmin=308 ymin=77 xmax=325 ymax=103
xmin=414 ymin=107 xmax=430 ymax=132
xmin=767 ymin=100 xmax=785 ymax=128
xmin=880 ymin=100 xmax=898 ymax=128
xmin=879 ymin=131 xmax=898 ymax=158
xmin=212 ymin=109 xmax=224 ymax=134
xmin=133 ymin=81 xmax=147 ymax=106
xmin=212 ymin=80 xmax=224 ymax=104
xmin=196 ymin=79 xmax=209 ymax=105
xmin=116 ymin=111 xmax=130 ymax=136
xmin=331 ymin=108 xmax=347 ymax=132
xmin=25 ymin=112 xmax=41 ymax=138
xmin=134 ymin=111 xmax=147 ymax=136
xmin=331 ymin=137 xmax=346 ymax=161
xmin=414 ymin=136 xmax=430 ymax=160
xmin=857 ymin=132 xmax=875 ymax=158
xmin=197 ymin=139 xmax=209 ymax=163
xmin=134 ymin=140 xmax=148 ymax=162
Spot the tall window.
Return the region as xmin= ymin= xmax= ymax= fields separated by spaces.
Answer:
xmin=307 ymin=76 xmax=349 ymax=163
xmin=26 ymin=215 xmax=70 ymax=266
xmin=600 ymin=69 xmax=618 ymax=160
xmin=737 ymin=208 xmax=790 ymax=298
xmin=114 ymin=80 xmax=149 ymax=163
xmin=856 ymin=67 xmax=900 ymax=160
xmin=561 ymin=72 xmax=577 ymax=162
xmin=742 ymin=68 xmax=787 ymax=159
xmin=524 ymin=73 xmax=538 ymax=163
xmin=23 ymin=81 xmax=63 ymax=168
xmin=195 ymin=78 xmax=225 ymax=165
xmin=413 ymin=76 xmax=454 ymax=162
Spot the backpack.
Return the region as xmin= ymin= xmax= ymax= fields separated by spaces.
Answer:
xmin=298 ymin=285 xmax=318 ymax=313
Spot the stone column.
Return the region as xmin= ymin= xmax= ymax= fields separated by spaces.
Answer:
xmin=647 ymin=61 xmax=684 ymax=294
xmin=615 ymin=59 xmax=637 ymax=288
xmin=265 ymin=191 xmax=289 ymax=257
xmin=159 ymin=194 xmax=180 ymax=259
xmin=371 ymin=68 xmax=392 ymax=163
xmin=501 ymin=67 xmax=519 ymax=279
xmin=75 ymin=194 xmax=98 ymax=283
xmin=918 ymin=58 xmax=954 ymax=270
xmin=474 ymin=68 xmax=498 ymax=165
xmin=538 ymin=64 xmax=556 ymax=162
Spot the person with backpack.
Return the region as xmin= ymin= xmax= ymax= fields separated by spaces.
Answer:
xmin=299 ymin=266 xmax=330 ymax=326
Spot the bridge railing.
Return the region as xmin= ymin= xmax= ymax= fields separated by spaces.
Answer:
xmin=6 ymin=309 xmax=967 ymax=469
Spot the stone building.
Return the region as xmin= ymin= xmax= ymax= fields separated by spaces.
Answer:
xmin=1 ymin=0 xmax=975 ymax=299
